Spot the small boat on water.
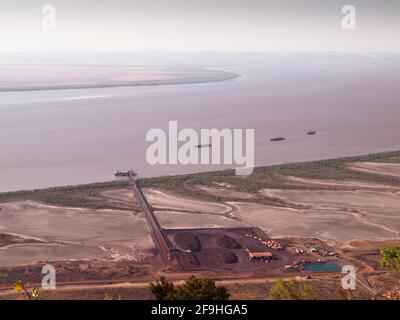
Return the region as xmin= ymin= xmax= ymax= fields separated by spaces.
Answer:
xmin=194 ymin=144 xmax=212 ymax=149
xmin=307 ymin=131 xmax=317 ymax=135
xmin=270 ymin=137 xmax=286 ymax=142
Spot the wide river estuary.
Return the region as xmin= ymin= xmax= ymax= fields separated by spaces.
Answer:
xmin=1 ymin=62 xmax=400 ymax=192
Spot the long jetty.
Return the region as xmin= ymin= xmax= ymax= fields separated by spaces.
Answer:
xmin=128 ymin=171 xmax=173 ymax=265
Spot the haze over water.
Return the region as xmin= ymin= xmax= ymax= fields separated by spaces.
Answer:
xmin=1 ymin=54 xmax=400 ymax=192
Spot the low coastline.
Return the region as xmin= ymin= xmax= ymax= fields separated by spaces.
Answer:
xmin=2 ymin=149 xmax=400 ymax=203
xmin=0 ymin=65 xmax=239 ymax=92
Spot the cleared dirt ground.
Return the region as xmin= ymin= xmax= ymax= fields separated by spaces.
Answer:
xmin=229 ymin=202 xmax=395 ymax=243
xmin=143 ymin=189 xmax=231 ymax=214
xmin=1 ymin=155 xmax=400 ymax=299
xmin=142 ymin=183 xmax=400 ymax=243
xmin=279 ymin=175 xmax=398 ymax=190
xmin=155 ymin=211 xmax=245 ymax=229
xmin=262 ymin=189 xmax=400 ymax=237
xmin=2 ymin=159 xmax=400 ymax=267
xmin=0 ymin=201 xmax=155 ymax=266
xmin=348 ymin=162 xmax=400 ymax=178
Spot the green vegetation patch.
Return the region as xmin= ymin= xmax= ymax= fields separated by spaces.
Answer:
xmin=140 ymin=150 xmax=400 ymax=202
xmin=0 ymin=180 xmax=129 ymax=209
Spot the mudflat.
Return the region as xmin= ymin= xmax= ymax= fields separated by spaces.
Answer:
xmin=0 ymin=201 xmax=155 ymax=266
xmin=0 ymin=65 xmax=236 ymax=91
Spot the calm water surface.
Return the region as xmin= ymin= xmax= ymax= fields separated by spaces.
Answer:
xmin=304 ymin=263 xmax=342 ymax=273
xmin=1 ymin=63 xmax=400 ymax=192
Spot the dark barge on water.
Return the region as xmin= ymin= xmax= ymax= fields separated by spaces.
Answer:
xmin=270 ymin=137 xmax=286 ymax=142
xmin=194 ymin=143 xmax=212 ymax=149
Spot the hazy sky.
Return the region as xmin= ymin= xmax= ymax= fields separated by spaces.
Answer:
xmin=1 ymin=0 xmax=399 ymax=53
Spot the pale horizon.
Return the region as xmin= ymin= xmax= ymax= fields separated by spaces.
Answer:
xmin=1 ymin=0 xmax=399 ymax=54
